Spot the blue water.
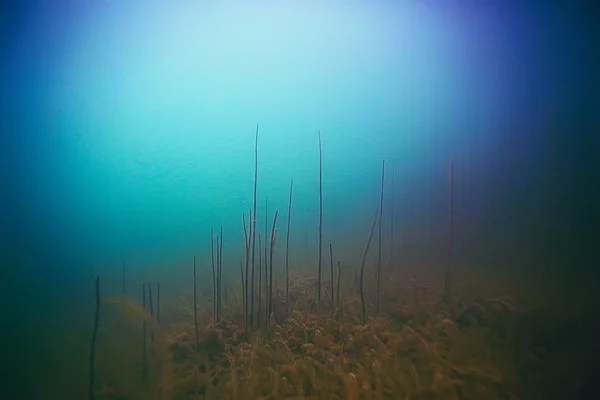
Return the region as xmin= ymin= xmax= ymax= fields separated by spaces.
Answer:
xmin=3 ymin=1 xmax=597 ymax=399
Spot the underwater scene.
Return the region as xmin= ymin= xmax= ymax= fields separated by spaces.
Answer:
xmin=3 ymin=1 xmax=598 ymax=400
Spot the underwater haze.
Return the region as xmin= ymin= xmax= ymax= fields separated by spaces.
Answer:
xmin=3 ymin=1 xmax=599 ymax=399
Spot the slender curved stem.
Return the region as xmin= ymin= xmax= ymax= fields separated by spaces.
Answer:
xmin=360 ymin=208 xmax=379 ymax=325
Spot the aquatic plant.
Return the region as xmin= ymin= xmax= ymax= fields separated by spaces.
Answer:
xmin=389 ymin=163 xmax=395 ymax=269
xmin=88 ymin=275 xmax=100 ymax=400
xmin=142 ymin=283 xmax=148 ymax=381
xmin=377 ymin=159 xmax=385 ymax=314
xmin=267 ymin=211 xmax=279 ymax=324
xmin=444 ymin=158 xmax=455 ymax=300
xmin=103 ymin=294 xmax=155 ymax=327
xmin=329 ymin=243 xmax=334 ymax=312
xmin=85 ymin=125 xmax=542 ymax=400
xmin=250 ymin=123 xmax=259 ymax=329
xmin=211 ymin=227 xmax=217 ymax=323
xmin=193 ymin=257 xmax=198 ymax=347
xmin=360 ymin=208 xmax=379 ymax=325
xmin=285 ymin=178 xmax=293 ymax=314
xmin=317 ymin=130 xmax=323 ymax=306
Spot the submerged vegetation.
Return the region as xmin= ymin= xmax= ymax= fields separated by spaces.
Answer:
xmin=96 ymin=264 xmax=562 ymax=400
xmin=86 ymin=126 xmax=591 ymax=400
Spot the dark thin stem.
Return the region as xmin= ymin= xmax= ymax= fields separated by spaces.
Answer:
xmin=430 ymin=160 xmax=435 ymax=245
xmin=264 ymin=240 xmax=269 ymax=323
xmin=148 ymin=283 xmax=154 ymax=344
xmin=216 ymin=228 xmax=222 ymax=320
xmin=242 ymin=210 xmax=254 ymax=326
xmin=329 ymin=243 xmax=334 ymax=311
xmin=268 ymin=211 xmax=279 ymax=322
xmin=257 ymin=234 xmax=262 ymax=329
xmin=377 ymin=160 xmax=385 ymax=314
xmin=216 ymin=235 xmax=220 ymax=320
xmin=360 ymin=208 xmax=379 ymax=325
xmin=264 ymin=198 xmax=269 ymax=322
xmin=156 ymin=283 xmax=160 ymax=323
xmin=239 ymin=261 xmax=245 ymax=310
xmin=317 ymin=130 xmax=323 ymax=306
xmin=444 ymin=159 xmax=455 ymax=298
xmin=250 ymin=123 xmax=259 ymax=327
xmin=250 ymin=211 xmax=256 ymax=327
xmin=142 ymin=283 xmax=147 ymax=380
xmin=305 ymin=224 xmax=309 ymax=265
xmin=336 ymin=261 xmax=341 ymax=313
xmin=243 ymin=212 xmax=250 ymax=322
xmin=121 ymin=261 xmax=126 ymax=297
xmin=193 ymin=256 xmax=198 ymax=347
xmin=243 ymin=212 xmax=249 ymax=250
xmin=89 ymin=276 xmax=100 ymax=400
xmin=242 ymin=212 xmax=249 ymax=327
xmin=211 ymin=227 xmax=216 ymax=323
xmin=265 ymin=197 xmax=268 ymax=263
xmin=390 ymin=164 xmax=395 ymax=268
xmin=285 ymin=178 xmax=293 ymax=313
xmin=219 ymin=226 xmax=224 ymax=320
xmin=407 ymin=173 xmax=412 ymax=256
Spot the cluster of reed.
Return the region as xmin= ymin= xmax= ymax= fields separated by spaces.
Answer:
xmin=87 ymin=123 xmax=457 ymax=399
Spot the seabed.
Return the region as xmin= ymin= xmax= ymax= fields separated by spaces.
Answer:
xmin=88 ymin=259 xmax=595 ymax=400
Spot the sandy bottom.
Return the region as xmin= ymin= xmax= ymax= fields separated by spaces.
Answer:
xmin=22 ymin=261 xmax=600 ymax=400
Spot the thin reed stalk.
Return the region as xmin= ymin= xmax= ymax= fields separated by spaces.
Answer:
xmin=257 ymin=234 xmax=262 ymax=329
xmin=250 ymin=123 xmax=259 ymax=327
xmin=444 ymin=159 xmax=455 ymax=298
xmin=142 ymin=283 xmax=147 ymax=380
xmin=148 ymin=283 xmax=154 ymax=343
xmin=239 ymin=261 xmax=245 ymax=311
xmin=390 ymin=164 xmax=395 ymax=268
xmin=408 ymin=173 xmax=412 ymax=256
xmin=285 ymin=178 xmax=293 ymax=313
xmin=211 ymin=227 xmax=216 ymax=323
xmin=329 ymin=243 xmax=334 ymax=311
xmin=216 ymin=235 xmax=221 ymax=320
xmin=218 ymin=225 xmax=223 ymax=319
xmin=336 ymin=261 xmax=341 ymax=313
xmin=242 ymin=212 xmax=249 ymax=327
xmin=156 ymin=283 xmax=160 ymax=323
xmin=89 ymin=276 xmax=100 ymax=400
xmin=193 ymin=257 xmax=198 ymax=347
xmin=268 ymin=211 xmax=279 ymax=320
xmin=317 ymin=130 xmax=323 ymax=306
xmin=264 ymin=199 xmax=269 ymax=322
xmin=121 ymin=261 xmax=126 ymax=296
xmin=377 ymin=160 xmax=385 ymax=314
xmin=360 ymin=208 xmax=379 ymax=325
xmin=250 ymin=211 xmax=256 ymax=327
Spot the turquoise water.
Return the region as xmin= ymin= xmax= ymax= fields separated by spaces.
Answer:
xmin=3 ymin=1 xmax=597 ymax=399
xmin=8 ymin=1 xmax=564 ymax=278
